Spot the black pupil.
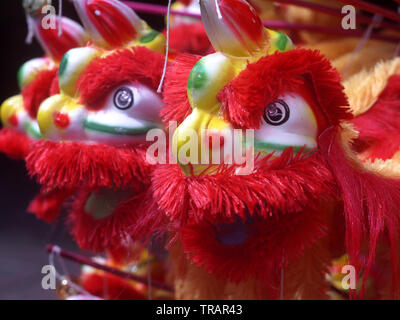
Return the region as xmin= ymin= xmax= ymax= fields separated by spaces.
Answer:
xmin=114 ymin=87 xmax=133 ymax=110
xmin=263 ymin=100 xmax=290 ymax=126
xmin=268 ymin=104 xmax=283 ymax=121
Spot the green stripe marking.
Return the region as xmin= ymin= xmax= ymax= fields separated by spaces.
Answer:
xmin=254 ymin=140 xmax=315 ymax=154
xmin=83 ymin=119 xmax=158 ymax=136
xmin=58 ymin=52 xmax=69 ymax=78
xmin=140 ymin=30 xmax=159 ymax=44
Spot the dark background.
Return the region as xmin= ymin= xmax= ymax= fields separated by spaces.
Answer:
xmin=0 ymin=0 xmax=166 ymax=300
xmin=0 ymin=0 xmax=398 ymax=299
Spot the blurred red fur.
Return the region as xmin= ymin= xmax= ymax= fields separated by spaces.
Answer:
xmin=168 ymin=22 xmax=212 ymax=55
xmin=0 ymin=128 xmax=31 ymax=159
xmin=351 ymin=75 xmax=400 ymax=161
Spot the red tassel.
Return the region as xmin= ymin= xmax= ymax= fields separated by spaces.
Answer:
xmin=318 ymin=126 xmax=400 ymax=298
xmin=152 ymin=149 xmax=337 ymax=225
xmin=27 ymin=140 xmax=151 ymax=191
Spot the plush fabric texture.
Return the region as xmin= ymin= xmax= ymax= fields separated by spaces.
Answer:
xmin=152 ymin=149 xmax=336 ymax=224
xmin=168 ymin=22 xmax=212 ymax=55
xmin=344 ymin=58 xmax=400 ymax=117
xmin=218 ymin=49 xmax=351 ymax=130
xmin=22 ymin=68 xmax=58 ymax=118
xmin=178 ymin=204 xmax=328 ymax=283
xmin=27 ymin=140 xmax=151 ymax=191
xmin=351 ymin=75 xmax=400 ymax=161
xmin=77 ymin=46 xmax=164 ymax=109
xmin=318 ymin=126 xmax=400 ymax=298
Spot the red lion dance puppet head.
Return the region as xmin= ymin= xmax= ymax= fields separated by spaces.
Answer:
xmin=156 ymin=0 xmax=400 ymax=299
xmin=27 ymin=0 xmax=167 ymax=261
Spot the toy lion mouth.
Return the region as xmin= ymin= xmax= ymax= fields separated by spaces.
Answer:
xmin=68 ymin=185 xmax=163 ymax=253
xmin=179 ymin=204 xmax=330 ymax=283
xmin=152 ymin=148 xmax=337 ymax=225
xmin=27 ymin=140 xmax=152 ymax=191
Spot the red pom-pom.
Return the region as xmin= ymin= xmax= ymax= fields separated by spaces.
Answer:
xmin=0 ymin=128 xmax=31 ymax=159
xmin=27 ymin=189 xmax=72 ymax=223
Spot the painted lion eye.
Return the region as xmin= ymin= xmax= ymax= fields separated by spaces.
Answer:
xmin=113 ymin=87 xmax=134 ymax=110
xmin=263 ymin=99 xmax=290 ymax=126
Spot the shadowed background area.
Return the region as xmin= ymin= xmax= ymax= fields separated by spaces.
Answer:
xmin=0 ymin=0 xmax=398 ymax=299
xmin=0 ymin=0 xmax=165 ymax=299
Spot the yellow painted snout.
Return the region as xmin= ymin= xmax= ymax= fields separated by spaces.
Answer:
xmin=1 ymin=95 xmax=24 ymax=128
xmin=37 ymin=94 xmax=85 ymax=139
xmin=172 ymin=108 xmax=232 ymax=176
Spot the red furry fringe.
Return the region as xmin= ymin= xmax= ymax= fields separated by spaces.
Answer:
xmin=168 ymin=22 xmax=212 ymax=55
xmin=152 ymin=149 xmax=337 ymax=224
xmin=27 ymin=189 xmax=72 ymax=223
xmin=161 ymin=53 xmax=201 ymax=126
xmin=179 ymin=205 xmax=328 ymax=283
xmin=68 ymin=187 xmax=166 ymax=253
xmin=352 ymin=75 xmax=400 ymax=161
xmin=319 ymin=126 xmax=400 ymax=298
xmin=81 ymin=272 xmax=146 ymax=300
xmin=22 ymin=68 xmax=58 ymax=118
xmin=0 ymin=128 xmax=31 ymax=159
xmin=26 ymin=140 xmax=151 ymax=191
xmin=218 ymin=49 xmax=351 ymax=129
xmin=77 ymin=46 xmax=164 ymax=109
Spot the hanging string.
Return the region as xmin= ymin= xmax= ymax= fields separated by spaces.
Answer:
xmin=25 ymin=13 xmax=35 ymax=44
xmin=342 ymin=14 xmax=383 ymax=77
xmin=157 ymin=0 xmax=172 ymax=93
xmin=280 ymin=249 xmax=285 ymax=300
xmin=147 ymin=242 xmax=153 ymax=300
xmin=394 ymin=5 xmax=400 ymax=58
xmin=58 ymin=0 xmax=63 ymax=36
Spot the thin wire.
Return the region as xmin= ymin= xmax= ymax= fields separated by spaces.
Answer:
xmin=157 ymin=0 xmax=172 ymax=93
xmin=280 ymin=249 xmax=285 ymax=300
xmin=343 ymin=14 xmax=383 ymax=76
xmin=147 ymin=242 xmax=153 ymax=300
xmin=58 ymin=0 xmax=63 ymax=36
xmin=25 ymin=14 xmax=35 ymax=44
xmin=49 ymin=245 xmax=96 ymax=298
xmin=395 ymin=5 xmax=400 ymax=58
